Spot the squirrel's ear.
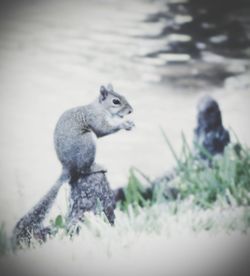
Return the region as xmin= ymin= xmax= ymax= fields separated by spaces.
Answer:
xmin=99 ymin=85 xmax=108 ymax=102
xmin=107 ymin=83 xmax=113 ymax=92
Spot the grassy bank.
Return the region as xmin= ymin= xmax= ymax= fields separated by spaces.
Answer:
xmin=0 ymin=203 xmax=249 ymax=276
xmin=0 ymin=132 xmax=250 ymax=263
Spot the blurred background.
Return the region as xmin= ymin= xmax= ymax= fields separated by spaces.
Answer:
xmin=0 ymin=0 xmax=249 ymax=231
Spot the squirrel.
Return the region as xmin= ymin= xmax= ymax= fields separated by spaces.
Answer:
xmin=12 ymin=84 xmax=134 ymax=246
xmin=54 ymin=83 xmax=134 ymax=182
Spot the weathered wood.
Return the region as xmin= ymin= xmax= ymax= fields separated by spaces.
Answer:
xmin=66 ymin=170 xmax=115 ymax=232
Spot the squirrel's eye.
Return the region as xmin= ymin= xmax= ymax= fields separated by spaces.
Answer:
xmin=113 ymin=99 xmax=121 ymax=105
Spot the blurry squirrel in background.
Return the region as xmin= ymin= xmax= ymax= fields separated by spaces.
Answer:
xmin=194 ymin=95 xmax=230 ymax=158
xmin=12 ymin=84 xmax=134 ymax=246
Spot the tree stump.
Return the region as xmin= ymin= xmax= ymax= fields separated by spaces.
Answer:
xmin=66 ymin=170 xmax=116 ymax=232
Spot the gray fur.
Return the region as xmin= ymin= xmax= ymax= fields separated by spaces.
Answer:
xmin=194 ymin=95 xmax=230 ymax=158
xmin=54 ymin=84 xmax=134 ymax=180
xmin=12 ymin=170 xmax=69 ymax=247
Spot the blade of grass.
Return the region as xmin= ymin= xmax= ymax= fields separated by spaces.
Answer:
xmin=160 ymin=127 xmax=182 ymax=169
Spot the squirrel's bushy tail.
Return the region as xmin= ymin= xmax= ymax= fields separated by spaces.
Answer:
xmin=24 ymin=168 xmax=69 ymax=223
xmin=12 ymin=168 xmax=69 ymax=247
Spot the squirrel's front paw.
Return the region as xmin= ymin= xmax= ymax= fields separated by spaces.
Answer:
xmin=122 ymin=120 xmax=135 ymax=131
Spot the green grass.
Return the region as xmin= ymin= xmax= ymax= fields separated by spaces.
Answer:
xmin=119 ymin=168 xmax=150 ymax=212
xmin=120 ymin=130 xmax=250 ymax=210
xmin=161 ymin=130 xmax=250 ymax=207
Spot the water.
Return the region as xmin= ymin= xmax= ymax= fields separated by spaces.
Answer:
xmin=0 ymin=0 xmax=249 ymax=231
xmin=145 ymin=0 xmax=250 ymax=87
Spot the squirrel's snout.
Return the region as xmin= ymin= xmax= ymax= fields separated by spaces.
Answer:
xmin=127 ymin=107 xmax=133 ymax=114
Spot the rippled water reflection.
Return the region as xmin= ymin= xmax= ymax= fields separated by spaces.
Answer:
xmin=0 ymin=0 xmax=249 ymax=229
